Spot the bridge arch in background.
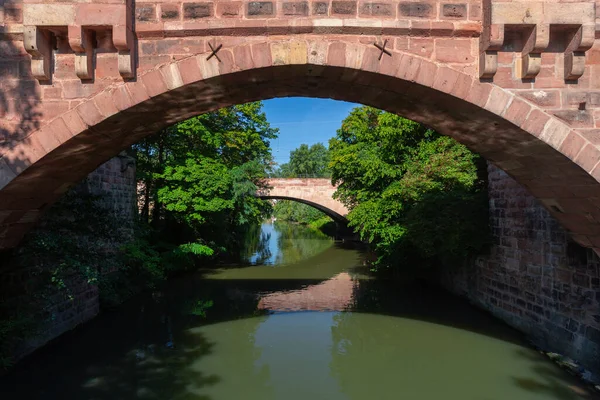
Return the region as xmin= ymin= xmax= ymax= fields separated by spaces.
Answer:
xmin=1 ymin=39 xmax=600 ymax=251
xmin=258 ymin=178 xmax=349 ymax=224
xmin=259 ymin=196 xmax=348 ymax=225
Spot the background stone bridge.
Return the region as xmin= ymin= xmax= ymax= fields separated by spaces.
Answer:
xmin=258 ymin=178 xmax=348 ymax=223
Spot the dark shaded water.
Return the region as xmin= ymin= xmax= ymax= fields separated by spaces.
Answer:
xmin=0 ymin=222 xmax=595 ymax=399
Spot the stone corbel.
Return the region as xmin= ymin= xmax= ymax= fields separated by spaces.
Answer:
xmin=112 ymin=25 xmax=135 ymax=79
xmin=518 ymin=24 xmax=549 ymax=79
xmin=23 ymin=26 xmax=53 ymax=81
xmin=564 ymin=24 xmax=595 ymax=81
xmin=480 ymin=1 xmax=595 ymax=82
xmin=23 ymin=2 xmax=136 ymax=82
xmin=479 ymin=24 xmax=505 ymax=79
xmin=68 ymin=26 xmax=95 ymax=80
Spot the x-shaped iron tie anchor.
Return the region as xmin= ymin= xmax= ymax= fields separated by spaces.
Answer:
xmin=207 ymin=42 xmax=223 ymax=62
xmin=374 ymin=39 xmax=392 ymax=61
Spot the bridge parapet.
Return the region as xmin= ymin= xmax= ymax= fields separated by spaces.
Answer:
xmin=14 ymin=0 xmax=598 ymax=87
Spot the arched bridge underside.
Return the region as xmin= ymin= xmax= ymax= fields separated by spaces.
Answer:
xmin=2 ymin=0 xmax=600 ymax=252
xmin=258 ymin=178 xmax=349 ymax=224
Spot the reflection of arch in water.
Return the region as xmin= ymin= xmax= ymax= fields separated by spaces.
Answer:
xmin=257 ymin=272 xmax=355 ymax=312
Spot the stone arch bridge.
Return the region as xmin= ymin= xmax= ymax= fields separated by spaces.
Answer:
xmin=257 ymin=178 xmax=348 ymax=223
xmin=1 ymin=0 xmax=600 ymax=255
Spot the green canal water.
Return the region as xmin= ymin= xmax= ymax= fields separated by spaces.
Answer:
xmin=0 ymin=221 xmax=595 ymax=400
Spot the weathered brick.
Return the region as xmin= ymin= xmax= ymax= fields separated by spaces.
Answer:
xmin=332 ymin=1 xmax=357 ymax=15
xmin=398 ymin=3 xmax=432 ymax=18
xmin=574 ymin=144 xmax=600 ymax=172
xmin=416 ymin=61 xmax=437 ymax=87
xmin=125 ymin=81 xmax=151 ymax=106
xmin=521 ymin=109 xmax=550 ymax=136
xmin=360 ymin=2 xmax=394 ymax=17
xmin=435 ymin=39 xmax=473 ymax=63
xmin=451 ymin=73 xmax=473 ymax=99
xmin=519 ymin=90 xmax=561 ymax=108
xmin=432 ymin=66 xmax=460 ymax=93
xmin=313 ymin=2 xmax=329 ymax=14
xmin=466 ymin=81 xmax=492 ymax=108
xmin=136 ymin=4 xmax=156 ymax=22
xmin=140 ymin=69 xmax=168 ymax=98
xmin=160 ymin=4 xmax=180 ymax=20
xmin=441 ymin=3 xmax=466 ymax=19
xmin=218 ymin=2 xmax=242 ymax=17
xmin=111 ymin=85 xmax=133 ymax=112
xmin=586 ymin=326 xmax=600 ymax=342
xmin=75 ymin=101 xmax=104 ymax=127
xmin=407 ymin=37 xmax=433 ymax=58
xmin=183 ymin=3 xmax=213 ymax=19
xmin=553 ymin=110 xmax=594 ymax=128
xmin=328 ymin=42 xmax=346 ymax=67
xmin=252 ymin=42 xmax=272 ymax=68
xmin=283 ymin=2 xmax=309 ymax=15
xmin=178 ymin=56 xmax=203 ymax=84
xmin=61 ymin=110 xmax=88 ymax=135
xmin=233 ymin=45 xmax=254 ymax=70
xmin=563 ymin=92 xmax=600 ymax=108
xmin=247 ymin=2 xmax=275 ymax=16
xmin=469 ymin=3 xmax=481 ymax=20
xmin=573 ymin=273 xmax=590 ymax=288
xmin=503 ymin=98 xmax=531 ymax=126
xmin=485 ymin=86 xmax=512 ymax=115
xmin=4 ymin=5 xmax=22 ymax=23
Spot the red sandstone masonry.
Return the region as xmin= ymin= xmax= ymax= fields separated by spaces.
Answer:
xmin=0 ymin=1 xmax=598 ymax=295
xmin=261 ymin=178 xmax=348 ymax=220
xmin=0 ymin=155 xmax=136 ymax=362
xmin=442 ymin=164 xmax=600 ymax=374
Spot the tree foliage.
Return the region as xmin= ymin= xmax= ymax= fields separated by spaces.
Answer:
xmin=135 ymin=102 xmax=278 ymax=258
xmin=274 ymin=143 xmax=330 ymax=178
xmin=272 ymin=200 xmax=325 ymax=224
xmin=329 ymin=106 xmax=489 ymax=270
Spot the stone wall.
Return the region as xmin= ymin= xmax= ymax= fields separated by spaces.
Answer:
xmin=83 ymin=151 xmax=137 ymax=229
xmin=442 ymin=163 xmax=600 ymax=373
xmin=79 ymin=151 xmax=137 ymax=273
xmin=0 ymin=154 xmax=136 ymax=362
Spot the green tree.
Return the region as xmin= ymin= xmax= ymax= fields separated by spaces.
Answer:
xmin=272 ymin=200 xmax=324 ymax=223
xmin=274 ymin=143 xmax=330 ymax=177
xmin=134 ymin=102 xmax=279 ymax=258
xmin=272 ymin=162 xmax=294 ymax=178
xmin=329 ymin=106 xmax=488 ymax=270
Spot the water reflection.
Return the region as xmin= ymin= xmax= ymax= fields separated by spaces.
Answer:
xmin=0 ymin=222 xmax=595 ymax=400
xmin=243 ymin=222 xmax=333 ymax=266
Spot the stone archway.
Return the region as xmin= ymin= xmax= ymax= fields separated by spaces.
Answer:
xmin=258 ymin=178 xmax=348 ymax=224
xmin=1 ymin=38 xmax=600 ymax=252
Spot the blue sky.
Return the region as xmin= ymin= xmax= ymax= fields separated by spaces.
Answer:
xmin=262 ymin=98 xmax=358 ymax=165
